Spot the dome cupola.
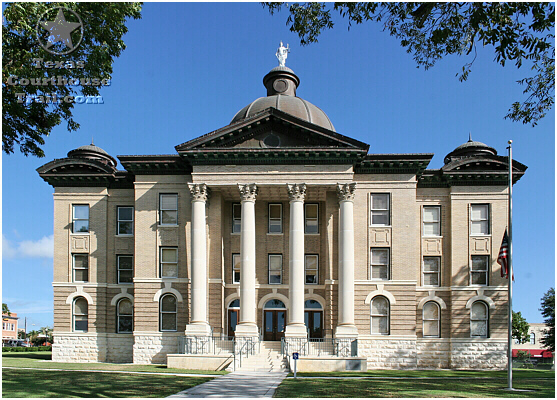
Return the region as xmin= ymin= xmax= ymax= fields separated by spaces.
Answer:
xmin=67 ymin=141 xmax=117 ymax=168
xmin=444 ymin=134 xmax=497 ymax=165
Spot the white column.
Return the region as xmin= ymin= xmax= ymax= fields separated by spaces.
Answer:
xmin=285 ymin=183 xmax=307 ymax=337
xmin=235 ymin=183 xmax=259 ymax=337
xmin=186 ymin=183 xmax=212 ymax=337
xmin=335 ymin=183 xmax=359 ymax=338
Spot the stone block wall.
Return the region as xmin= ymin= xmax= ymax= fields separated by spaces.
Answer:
xmin=358 ymin=337 xmax=418 ymax=369
xmin=449 ymin=339 xmax=507 ymax=369
xmin=105 ymin=334 xmax=134 ymax=363
xmin=132 ymin=333 xmax=181 ymax=364
xmin=52 ymin=334 xmax=106 ymax=362
xmin=416 ymin=338 xmax=450 ymax=369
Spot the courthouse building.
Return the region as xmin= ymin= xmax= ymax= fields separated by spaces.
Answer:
xmin=38 ymin=58 xmax=527 ymax=369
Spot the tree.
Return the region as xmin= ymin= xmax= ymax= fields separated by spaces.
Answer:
xmin=512 ymin=310 xmax=530 ymax=344
xmin=2 ymin=303 xmax=11 ymax=316
xmin=2 ymin=2 xmax=142 ymax=158
xmin=263 ymin=2 xmax=555 ymax=126
xmin=539 ymin=287 xmax=555 ymax=352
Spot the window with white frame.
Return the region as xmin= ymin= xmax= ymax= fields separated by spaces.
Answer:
xmin=117 ymin=298 xmax=133 ymax=333
xmin=268 ymin=254 xmax=282 ymax=284
xmin=423 ymin=301 xmax=440 ymax=337
xmin=423 ymin=257 xmax=440 ymax=286
xmin=159 ymin=194 xmax=178 ymax=225
xmin=370 ymin=248 xmax=390 ymax=280
xmin=232 ymin=253 xmax=241 ymax=284
xmin=117 ymin=255 xmax=133 ymax=283
xmin=423 ymin=206 xmax=441 ymax=236
xmin=73 ymin=297 xmax=88 ymax=332
xmin=268 ymin=203 xmax=283 ymax=233
xmin=305 ymin=204 xmax=319 ymax=234
xmin=305 ymin=254 xmax=319 ymax=284
xmin=470 ymin=255 xmax=488 ymax=286
xmin=73 ymin=254 xmax=88 ymax=282
xmin=370 ymin=194 xmax=390 ymax=226
xmin=72 ymin=204 xmax=89 ymax=233
xmin=530 ymin=332 xmax=536 ymax=344
xmin=159 ymin=294 xmax=177 ymax=331
xmin=232 ymin=203 xmax=241 ymax=233
xmin=371 ymin=296 xmax=390 ymax=334
xmin=470 ymin=301 xmax=489 ymax=338
xmin=117 ymin=206 xmax=134 ymax=235
xmin=470 ymin=204 xmax=490 ymax=235
xmin=160 ymin=247 xmax=178 ymax=278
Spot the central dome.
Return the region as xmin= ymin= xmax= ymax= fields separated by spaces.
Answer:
xmin=230 ymin=66 xmax=335 ymax=131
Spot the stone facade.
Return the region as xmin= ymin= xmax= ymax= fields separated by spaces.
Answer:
xmin=38 ymin=64 xmax=526 ymax=369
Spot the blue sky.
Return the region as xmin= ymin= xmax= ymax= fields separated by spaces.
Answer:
xmin=2 ymin=2 xmax=554 ymax=329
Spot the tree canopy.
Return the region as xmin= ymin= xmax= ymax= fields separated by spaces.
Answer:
xmin=2 ymin=2 xmax=142 ymax=158
xmin=540 ymin=287 xmax=555 ymax=352
xmin=2 ymin=303 xmax=11 ymax=316
xmin=263 ymin=2 xmax=555 ymax=126
xmin=512 ymin=311 xmax=530 ymax=344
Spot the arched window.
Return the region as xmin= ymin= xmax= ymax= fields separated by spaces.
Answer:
xmin=264 ymin=299 xmax=286 ymax=309
xmin=304 ymin=299 xmax=322 ymax=309
xmin=371 ymin=296 xmax=389 ymax=335
xmin=73 ymin=297 xmax=88 ymax=332
xmin=160 ymin=294 xmax=177 ymax=332
xmin=423 ymin=301 xmax=440 ymax=338
xmin=227 ymin=299 xmax=240 ymax=337
xmin=229 ymin=299 xmax=240 ymax=308
xmin=470 ymin=301 xmax=488 ymax=338
xmin=530 ymin=332 xmax=535 ymax=344
xmin=117 ymin=298 xmax=133 ymax=333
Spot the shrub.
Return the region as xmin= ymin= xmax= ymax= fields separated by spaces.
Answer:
xmin=2 ymin=346 xmax=51 ymax=352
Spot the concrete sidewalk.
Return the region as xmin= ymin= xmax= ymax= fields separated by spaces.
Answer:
xmin=167 ymin=371 xmax=288 ymax=398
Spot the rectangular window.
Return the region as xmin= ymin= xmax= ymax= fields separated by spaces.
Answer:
xmin=117 ymin=255 xmax=133 ymax=284
xmin=232 ymin=203 xmax=241 ymax=233
xmin=159 ymin=194 xmax=178 ymax=225
xmin=117 ymin=206 xmax=134 ymax=235
xmin=305 ymin=254 xmax=319 ymax=284
xmin=423 ymin=257 xmax=440 ymax=286
xmin=470 ymin=255 xmax=488 ymax=286
xmin=423 ymin=206 xmax=441 ymax=236
xmin=232 ymin=254 xmax=241 ymax=284
xmin=470 ymin=204 xmax=490 ymax=235
xmin=269 ymin=254 xmax=282 ymax=284
xmin=73 ymin=254 xmax=89 ymax=282
xmin=370 ymin=248 xmax=390 ymax=280
xmin=268 ymin=204 xmax=283 ymax=234
xmin=72 ymin=205 xmax=89 ymax=233
xmin=160 ymin=247 xmax=178 ymax=278
xmin=370 ymin=194 xmax=390 ymax=226
xmin=305 ymin=204 xmax=319 ymax=234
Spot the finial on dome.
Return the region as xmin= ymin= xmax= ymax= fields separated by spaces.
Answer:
xmin=91 ymin=137 xmax=94 ymax=146
xmin=276 ymin=41 xmax=290 ymax=67
xmin=468 ymin=132 xmax=473 ymax=142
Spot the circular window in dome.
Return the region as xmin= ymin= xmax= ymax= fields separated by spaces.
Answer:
xmin=262 ymin=133 xmax=281 ymax=148
xmin=273 ymin=79 xmax=288 ymax=93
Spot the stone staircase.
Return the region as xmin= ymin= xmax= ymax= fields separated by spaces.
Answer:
xmin=234 ymin=341 xmax=289 ymax=372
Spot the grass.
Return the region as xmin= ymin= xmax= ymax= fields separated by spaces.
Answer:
xmin=2 ymin=351 xmax=228 ymax=375
xmin=275 ymin=369 xmax=555 ymax=398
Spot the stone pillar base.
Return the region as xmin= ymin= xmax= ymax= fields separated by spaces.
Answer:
xmin=284 ymin=324 xmax=307 ymax=338
xmin=234 ymin=323 xmax=259 ymax=338
xmin=185 ymin=323 xmax=212 ymax=337
xmin=334 ymin=325 xmax=359 ymax=338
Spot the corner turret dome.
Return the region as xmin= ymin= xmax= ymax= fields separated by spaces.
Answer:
xmin=231 ymin=65 xmax=335 ymax=131
xmin=67 ymin=142 xmax=117 ymax=168
xmin=444 ymin=135 xmax=497 ymax=164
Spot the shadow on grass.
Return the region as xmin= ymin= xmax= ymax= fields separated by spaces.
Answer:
xmin=2 ymin=369 xmax=212 ymax=398
xmin=2 ymin=352 xmax=51 ymax=360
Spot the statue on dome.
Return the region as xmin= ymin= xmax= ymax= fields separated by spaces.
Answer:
xmin=276 ymin=41 xmax=290 ymax=67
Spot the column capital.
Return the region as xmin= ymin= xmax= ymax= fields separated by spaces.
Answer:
xmin=287 ymin=183 xmax=306 ymax=202
xmin=188 ymin=183 xmax=210 ymax=202
xmin=337 ymin=182 xmax=356 ymax=202
xmin=238 ymin=183 xmax=258 ymax=202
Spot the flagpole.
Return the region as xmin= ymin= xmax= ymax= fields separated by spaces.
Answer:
xmin=507 ymin=140 xmax=514 ymax=390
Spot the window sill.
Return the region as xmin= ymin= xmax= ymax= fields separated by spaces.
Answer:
xmin=369 ymin=225 xmax=392 ymax=228
xmin=470 ymin=234 xmax=491 ymax=237
xmin=158 ymin=225 xmax=178 ymax=228
xmin=116 ymin=234 xmax=134 ymax=237
xmin=422 ymin=235 xmax=443 ymax=239
xmin=304 ymin=233 xmax=320 ymax=236
xmin=231 ymin=232 xmax=241 ymax=236
xmin=267 ymin=233 xmax=284 ymax=236
xmin=70 ymin=232 xmax=90 ymax=235
xmin=117 ymin=282 xmax=134 ymax=285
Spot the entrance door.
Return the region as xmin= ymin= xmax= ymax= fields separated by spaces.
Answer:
xmin=264 ymin=310 xmax=286 ymax=341
xmin=228 ymin=309 xmax=239 ymax=337
xmin=305 ymin=311 xmax=323 ymax=338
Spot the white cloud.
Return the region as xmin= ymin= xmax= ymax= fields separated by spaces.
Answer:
xmin=2 ymin=234 xmax=53 ymax=259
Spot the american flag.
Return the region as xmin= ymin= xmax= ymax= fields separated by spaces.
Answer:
xmin=497 ymin=229 xmax=512 ymax=280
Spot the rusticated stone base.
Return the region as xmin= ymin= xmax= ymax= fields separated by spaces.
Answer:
xmin=417 ymin=338 xmax=450 ymax=369
xmin=106 ymin=334 xmax=134 ymax=363
xmin=52 ymin=333 xmax=107 ymax=362
xmin=449 ymin=339 xmax=507 ymax=369
xmin=358 ymin=337 xmax=417 ymax=369
xmin=132 ymin=332 xmax=181 ymax=364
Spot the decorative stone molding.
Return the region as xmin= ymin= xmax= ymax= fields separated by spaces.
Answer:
xmin=422 ymin=238 xmax=442 ymax=255
xmin=153 ymin=282 xmax=184 ymax=303
xmin=465 ymin=288 xmax=495 ymax=310
xmin=286 ymin=183 xmax=306 ymax=202
xmin=257 ymin=292 xmax=290 ymax=309
xmin=71 ymin=235 xmax=89 ymax=252
xmin=364 ymin=285 xmax=397 ymax=305
xmin=370 ymin=228 xmax=391 ymax=246
xmin=304 ymin=293 xmax=326 ymax=308
xmin=238 ymin=183 xmax=258 ymax=202
xmin=417 ymin=290 xmax=447 ymax=310
xmin=336 ymin=182 xmax=357 ymax=202
xmin=65 ymin=286 xmax=94 ymax=305
xmin=224 ymin=292 xmax=240 ymax=308
xmin=188 ymin=183 xmax=210 ymax=202
xmin=110 ymin=287 xmax=134 ymax=306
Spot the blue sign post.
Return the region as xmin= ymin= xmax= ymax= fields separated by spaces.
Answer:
xmin=292 ymin=352 xmax=299 ymax=378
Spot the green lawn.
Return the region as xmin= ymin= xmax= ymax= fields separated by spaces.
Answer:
xmin=275 ymin=369 xmax=555 ymax=398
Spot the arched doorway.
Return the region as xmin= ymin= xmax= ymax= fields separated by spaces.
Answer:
xmin=263 ymin=299 xmax=286 ymax=341
xmin=304 ymin=299 xmax=323 ymax=338
xmin=227 ymin=299 xmax=240 ymax=337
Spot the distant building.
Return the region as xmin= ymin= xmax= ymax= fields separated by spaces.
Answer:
xmin=2 ymin=312 xmax=19 ymax=342
xmin=38 ymin=59 xmax=527 ymax=369
xmin=512 ymin=323 xmax=553 ymax=363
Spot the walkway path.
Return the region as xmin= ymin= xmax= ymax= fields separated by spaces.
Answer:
xmin=167 ymin=371 xmax=288 ymax=398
